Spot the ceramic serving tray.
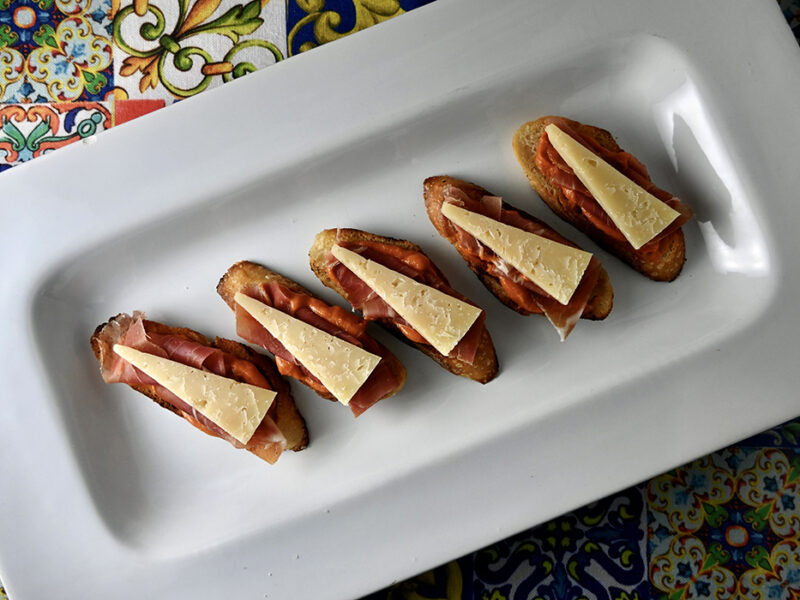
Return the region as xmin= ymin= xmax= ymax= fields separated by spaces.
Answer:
xmin=2 ymin=0 xmax=799 ymax=597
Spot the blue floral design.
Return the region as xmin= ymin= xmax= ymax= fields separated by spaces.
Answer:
xmin=89 ymin=5 xmax=111 ymax=35
xmin=676 ymin=562 xmax=693 ymax=579
xmin=704 ymin=508 xmax=766 ymax=564
xmin=0 ymin=0 xmax=59 ymax=48
xmin=53 ymin=60 xmax=69 ymax=75
xmin=4 ymin=79 xmax=49 ymax=103
xmin=81 ymin=0 xmax=112 ymax=37
xmin=694 ymin=580 xmax=711 ymax=597
xmin=533 ymin=563 xmax=585 ymax=600
xmin=474 ymin=486 xmax=648 ymax=600
xmin=71 ymin=41 xmax=86 ymax=57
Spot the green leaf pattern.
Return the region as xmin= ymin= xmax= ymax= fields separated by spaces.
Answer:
xmin=648 ymin=448 xmax=800 ymax=600
xmin=0 ymin=104 xmax=111 ymax=168
xmin=191 ymin=0 xmax=264 ymax=43
xmin=32 ymin=24 xmax=59 ymax=50
xmin=113 ymin=0 xmax=283 ymax=98
xmin=0 ymin=24 xmax=18 ymax=48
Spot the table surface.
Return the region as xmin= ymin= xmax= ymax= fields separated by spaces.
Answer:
xmin=1 ymin=1 xmax=799 ymax=598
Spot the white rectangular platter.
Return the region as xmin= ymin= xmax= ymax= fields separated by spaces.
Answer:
xmin=2 ymin=0 xmax=800 ymax=598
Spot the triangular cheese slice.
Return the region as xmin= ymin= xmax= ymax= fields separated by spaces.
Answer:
xmin=234 ymin=293 xmax=380 ymax=405
xmin=113 ymin=344 xmax=275 ymax=445
xmin=545 ymin=123 xmax=680 ymax=249
xmin=331 ymin=245 xmax=482 ymax=356
xmin=441 ymin=202 xmax=592 ymax=305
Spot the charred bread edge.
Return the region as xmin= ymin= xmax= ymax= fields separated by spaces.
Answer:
xmin=512 ymin=116 xmax=686 ymax=282
xmin=423 ymin=175 xmax=613 ymax=319
xmin=90 ymin=314 xmax=308 ymax=463
xmin=216 ymin=260 xmax=407 ymax=401
xmin=309 ymin=228 xmax=499 ymax=384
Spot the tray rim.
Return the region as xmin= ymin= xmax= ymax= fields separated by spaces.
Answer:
xmin=2 ymin=0 xmax=800 ymax=598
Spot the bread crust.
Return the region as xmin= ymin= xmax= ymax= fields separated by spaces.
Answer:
xmin=423 ymin=175 xmax=613 ymax=320
xmin=512 ymin=116 xmax=686 ymax=281
xmin=90 ymin=314 xmax=308 ymax=463
xmin=216 ymin=260 xmax=407 ymax=402
xmin=309 ymin=228 xmax=499 ymax=384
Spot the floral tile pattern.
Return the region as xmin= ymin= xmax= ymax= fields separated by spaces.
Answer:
xmin=647 ymin=447 xmax=800 ymax=600
xmin=2 ymin=2 xmax=800 ymax=600
xmin=0 ymin=0 xmax=114 ymax=102
xmin=286 ymin=0 xmax=435 ymax=56
xmin=472 ymin=486 xmax=648 ymax=600
xmin=0 ymin=101 xmax=111 ymax=170
xmin=112 ymin=0 xmax=286 ymax=100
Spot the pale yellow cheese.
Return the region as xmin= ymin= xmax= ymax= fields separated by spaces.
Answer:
xmin=441 ymin=202 xmax=592 ymax=305
xmin=331 ymin=245 xmax=482 ymax=356
xmin=234 ymin=292 xmax=380 ymax=405
xmin=113 ymin=344 xmax=275 ymax=445
xmin=545 ymin=123 xmax=680 ymax=250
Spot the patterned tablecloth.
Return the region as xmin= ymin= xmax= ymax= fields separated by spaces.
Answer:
xmin=1 ymin=1 xmax=799 ymax=598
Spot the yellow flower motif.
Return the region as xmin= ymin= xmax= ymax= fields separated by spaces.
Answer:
xmin=55 ymin=0 xmax=93 ymax=15
xmin=0 ymin=44 xmax=25 ymax=98
xmin=27 ymin=17 xmax=112 ymax=100
xmin=738 ymin=449 xmax=800 ymax=537
xmin=739 ymin=540 xmax=800 ymax=600
xmin=288 ymin=0 xmax=404 ymax=54
xmin=651 ymin=536 xmax=736 ymax=600
xmin=647 ymin=456 xmax=736 ymax=534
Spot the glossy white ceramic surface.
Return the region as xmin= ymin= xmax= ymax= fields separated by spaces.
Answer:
xmin=1 ymin=0 xmax=799 ymax=598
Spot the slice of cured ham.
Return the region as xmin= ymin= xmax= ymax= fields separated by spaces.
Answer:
xmin=94 ymin=312 xmax=288 ymax=459
xmin=442 ymin=190 xmax=600 ymax=340
xmin=325 ymin=239 xmax=486 ymax=365
xmin=535 ymin=116 xmax=692 ymax=257
xmin=234 ymin=282 xmax=403 ymax=417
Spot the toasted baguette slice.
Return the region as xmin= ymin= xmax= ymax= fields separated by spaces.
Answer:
xmin=217 ymin=261 xmax=406 ymax=413
xmin=513 ymin=116 xmax=686 ymax=281
xmin=90 ymin=314 xmax=308 ymax=464
xmin=424 ymin=175 xmax=613 ymax=321
xmin=309 ymin=228 xmax=499 ymax=384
